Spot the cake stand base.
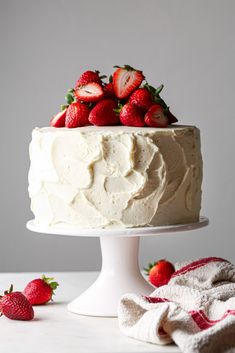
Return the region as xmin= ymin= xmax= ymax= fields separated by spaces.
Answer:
xmin=68 ymin=236 xmax=153 ymax=317
xmin=27 ymin=217 xmax=209 ymax=317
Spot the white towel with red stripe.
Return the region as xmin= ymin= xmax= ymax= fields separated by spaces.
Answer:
xmin=118 ymin=257 xmax=235 ymax=353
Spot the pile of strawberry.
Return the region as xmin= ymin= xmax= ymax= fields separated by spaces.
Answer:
xmin=51 ymin=65 xmax=178 ymax=128
xmin=0 ymin=275 xmax=58 ymax=321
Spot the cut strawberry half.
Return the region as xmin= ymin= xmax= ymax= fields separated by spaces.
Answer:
xmin=50 ymin=109 xmax=67 ymax=127
xmin=145 ymin=104 xmax=168 ymax=128
xmin=74 ymin=82 xmax=104 ymax=103
xmin=113 ymin=65 xmax=144 ymax=99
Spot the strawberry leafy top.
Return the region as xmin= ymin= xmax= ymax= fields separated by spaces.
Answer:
xmin=42 ymin=275 xmax=59 ymax=294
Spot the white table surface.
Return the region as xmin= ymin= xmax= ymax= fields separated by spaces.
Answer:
xmin=0 ymin=272 xmax=180 ymax=353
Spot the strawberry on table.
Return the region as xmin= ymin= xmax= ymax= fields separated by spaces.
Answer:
xmin=120 ymin=103 xmax=145 ymax=127
xmin=129 ymin=88 xmax=153 ymax=112
xmin=65 ymin=102 xmax=90 ymax=128
xmin=113 ymin=65 xmax=144 ymax=99
xmin=75 ymin=70 xmax=102 ymax=88
xmin=89 ymin=99 xmax=119 ymax=126
xmin=144 ymin=104 xmax=169 ymax=128
xmin=0 ymin=285 xmax=34 ymax=321
xmin=144 ymin=259 xmax=175 ymax=287
xmin=74 ymin=82 xmax=104 ymax=103
xmin=23 ymin=275 xmax=59 ymax=305
xmin=50 ymin=109 xmax=67 ymax=127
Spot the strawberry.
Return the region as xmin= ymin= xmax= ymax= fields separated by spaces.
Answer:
xmin=74 ymin=82 xmax=104 ymax=103
xmin=144 ymin=260 xmax=175 ymax=287
xmin=103 ymin=82 xmax=115 ymax=98
xmin=119 ymin=103 xmax=145 ymax=127
xmin=129 ymin=88 xmax=153 ymax=112
xmin=23 ymin=275 xmax=59 ymax=305
xmin=65 ymin=102 xmax=90 ymax=128
xmin=0 ymin=285 xmax=34 ymax=321
xmin=144 ymin=104 xmax=169 ymax=128
xmin=113 ymin=65 xmax=144 ymax=99
xmin=50 ymin=109 xmax=67 ymax=127
xmin=75 ymin=70 xmax=101 ymax=88
xmin=89 ymin=99 xmax=119 ymax=126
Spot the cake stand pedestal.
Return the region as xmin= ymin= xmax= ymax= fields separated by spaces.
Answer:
xmin=26 ymin=217 xmax=209 ymax=317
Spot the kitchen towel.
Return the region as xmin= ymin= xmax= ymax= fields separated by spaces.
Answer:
xmin=118 ymin=257 xmax=235 ymax=353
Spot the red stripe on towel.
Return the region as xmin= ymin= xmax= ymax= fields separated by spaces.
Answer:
xmin=189 ymin=309 xmax=235 ymax=330
xmin=171 ymin=257 xmax=229 ymax=278
xmin=144 ymin=296 xmax=170 ymax=304
xmin=143 ymin=296 xmax=169 ymax=336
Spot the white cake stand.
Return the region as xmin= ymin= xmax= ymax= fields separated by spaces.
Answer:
xmin=26 ymin=217 xmax=209 ymax=317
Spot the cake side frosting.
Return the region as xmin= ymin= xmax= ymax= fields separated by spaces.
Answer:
xmin=28 ymin=125 xmax=202 ymax=228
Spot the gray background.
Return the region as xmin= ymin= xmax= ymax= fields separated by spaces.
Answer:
xmin=0 ymin=0 xmax=234 ymax=272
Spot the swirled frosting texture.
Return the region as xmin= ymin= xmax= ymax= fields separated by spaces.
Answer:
xmin=28 ymin=125 xmax=202 ymax=228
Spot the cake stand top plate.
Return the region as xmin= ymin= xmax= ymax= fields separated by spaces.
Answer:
xmin=26 ymin=216 xmax=209 ymax=237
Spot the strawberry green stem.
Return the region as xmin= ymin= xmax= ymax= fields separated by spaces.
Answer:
xmin=3 ymin=284 xmax=13 ymax=295
xmin=61 ymin=104 xmax=69 ymax=111
xmin=42 ymin=275 xmax=59 ymax=295
xmin=113 ymin=64 xmax=142 ymax=72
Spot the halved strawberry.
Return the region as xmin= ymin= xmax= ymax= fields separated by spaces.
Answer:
xmin=113 ymin=65 xmax=144 ymax=99
xmin=120 ymin=103 xmax=145 ymax=127
xmin=74 ymin=82 xmax=104 ymax=103
xmin=89 ymin=99 xmax=119 ymax=126
xmin=144 ymin=104 xmax=168 ymax=128
xmin=65 ymin=102 xmax=90 ymax=128
xmin=75 ymin=70 xmax=102 ymax=88
xmin=50 ymin=109 xmax=67 ymax=127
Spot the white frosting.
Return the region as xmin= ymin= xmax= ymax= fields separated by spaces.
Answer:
xmin=28 ymin=125 xmax=202 ymax=228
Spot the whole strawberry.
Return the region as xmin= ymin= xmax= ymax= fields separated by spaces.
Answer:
xmin=65 ymin=102 xmax=90 ymax=128
xmin=103 ymin=82 xmax=115 ymax=98
xmin=23 ymin=275 xmax=59 ymax=305
xmin=144 ymin=259 xmax=175 ymax=287
xmin=120 ymin=103 xmax=145 ymax=127
xmin=89 ymin=99 xmax=120 ymax=126
xmin=129 ymin=88 xmax=153 ymax=112
xmin=0 ymin=285 xmax=34 ymax=321
xmin=75 ymin=70 xmax=102 ymax=88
